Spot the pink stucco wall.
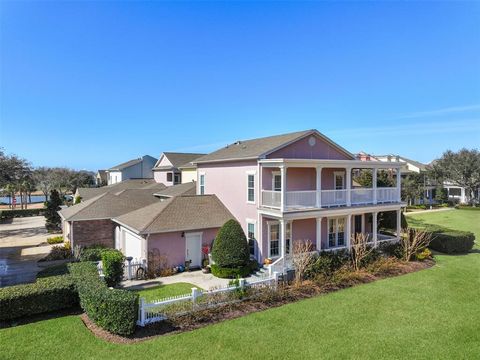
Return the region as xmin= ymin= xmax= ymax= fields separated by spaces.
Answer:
xmin=197 ymin=160 xmax=258 ymax=235
xmin=148 ymin=227 xmax=219 ymax=267
xmin=261 ymin=167 xmax=347 ymax=191
xmin=267 ymin=134 xmax=353 ymax=160
xmin=292 ymin=218 xmax=317 ymax=250
xmin=153 ymin=155 xmax=175 ymax=186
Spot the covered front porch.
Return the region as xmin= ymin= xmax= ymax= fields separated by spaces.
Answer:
xmin=259 ymin=206 xmax=402 ymax=272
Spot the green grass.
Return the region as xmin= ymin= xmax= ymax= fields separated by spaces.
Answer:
xmin=134 ymin=283 xmax=198 ymax=302
xmin=1 ymin=209 xmax=479 ymax=359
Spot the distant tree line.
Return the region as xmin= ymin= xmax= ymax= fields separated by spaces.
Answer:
xmin=0 ymin=148 xmax=95 ymax=209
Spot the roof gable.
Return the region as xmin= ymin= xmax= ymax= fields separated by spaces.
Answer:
xmin=154 ymin=152 xmax=206 ymax=169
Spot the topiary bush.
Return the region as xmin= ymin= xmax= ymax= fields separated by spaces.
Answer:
xmin=0 ymin=275 xmax=78 ymax=321
xmin=101 ymin=249 xmax=125 ymax=287
xmin=211 ymin=260 xmax=258 ymax=279
xmin=211 ymin=219 xmax=250 ymax=268
xmin=306 ymin=249 xmax=350 ymax=278
xmin=47 ymin=235 xmax=64 ymax=244
xmin=429 ymin=229 xmax=475 ymax=254
xmin=68 ymin=262 xmax=138 ymax=335
xmin=79 ymin=245 xmax=107 ymax=262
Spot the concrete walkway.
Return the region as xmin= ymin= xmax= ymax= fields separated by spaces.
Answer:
xmin=0 ymin=216 xmax=52 ymax=287
xmin=404 ymin=207 xmax=455 ymax=215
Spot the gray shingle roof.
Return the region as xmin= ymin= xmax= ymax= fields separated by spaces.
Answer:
xmin=192 ymin=129 xmax=354 ymax=163
xmin=113 ymin=195 xmax=233 ymax=235
xmin=153 ymin=182 xmax=196 ymax=198
xmin=59 ymin=188 xmax=161 ymax=221
xmin=76 ymin=179 xmax=167 ymax=201
xmin=154 ymin=152 xmax=206 ymax=170
xmin=108 ymin=155 xmax=157 ymax=171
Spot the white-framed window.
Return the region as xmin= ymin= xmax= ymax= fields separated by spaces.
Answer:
xmin=328 ymin=217 xmax=346 ymax=248
xmin=334 ymin=171 xmax=345 ymax=190
xmin=199 ymin=173 xmax=205 ymax=195
xmin=268 ymin=222 xmax=280 ymax=257
xmin=272 ymin=171 xmax=281 ymax=191
xmin=247 ymin=221 xmax=256 ymax=256
xmin=174 ymin=173 xmax=181 ymax=184
xmin=247 ymin=172 xmax=255 ymax=203
xmin=167 ymin=172 xmax=173 ymax=182
xmin=285 ymin=221 xmax=292 ymax=255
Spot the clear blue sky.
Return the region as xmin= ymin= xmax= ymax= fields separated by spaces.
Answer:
xmin=1 ymin=1 xmax=479 ymax=171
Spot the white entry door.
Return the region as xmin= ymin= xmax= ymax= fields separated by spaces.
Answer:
xmin=124 ymin=231 xmax=143 ymax=260
xmin=185 ymin=232 xmax=202 ymax=268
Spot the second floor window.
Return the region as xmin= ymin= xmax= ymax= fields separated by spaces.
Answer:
xmin=247 ymin=174 xmax=255 ymax=202
xmin=247 ymin=222 xmax=255 ymax=256
xmin=199 ymin=174 xmax=205 ymax=195
xmin=167 ymin=172 xmax=173 ymax=182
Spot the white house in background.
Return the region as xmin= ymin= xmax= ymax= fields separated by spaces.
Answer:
xmin=152 ymin=152 xmax=205 ymax=186
xmin=106 ymin=155 xmax=157 ymax=185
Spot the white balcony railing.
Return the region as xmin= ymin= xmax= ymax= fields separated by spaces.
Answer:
xmin=262 ymin=190 xmax=281 ymax=208
xmin=377 ymin=187 xmax=398 ymax=203
xmin=351 ymin=188 xmax=374 ymax=205
xmin=321 ymin=189 xmax=347 ymax=207
xmin=261 ymin=188 xmax=399 ymax=210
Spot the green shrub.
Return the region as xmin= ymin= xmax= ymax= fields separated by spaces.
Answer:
xmin=211 ymin=219 xmax=250 ymax=268
xmin=306 ymin=250 xmax=350 ymax=278
xmin=47 ymin=235 xmax=64 ymax=244
xmin=101 ymin=249 xmax=125 ymax=287
xmin=0 ymin=275 xmax=78 ymax=321
xmin=416 ymin=248 xmax=432 ymax=261
xmin=42 ymin=242 xmax=72 ymax=261
xmin=37 ymin=263 xmax=70 ymax=278
xmin=429 ymin=229 xmax=475 ymax=254
xmin=211 ymin=263 xmax=253 ymax=279
xmin=378 ymin=241 xmax=403 ymax=259
xmin=68 ymin=262 xmax=138 ymax=335
xmin=79 ymin=245 xmax=106 ymax=262
xmin=0 ymin=208 xmax=45 ymax=220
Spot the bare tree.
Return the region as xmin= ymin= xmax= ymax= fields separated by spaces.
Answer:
xmin=401 ymin=228 xmax=432 ymax=261
xmin=291 ymin=239 xmax=315 ymax=286
xmin=350 ymin=233 xmax=375 ymax=272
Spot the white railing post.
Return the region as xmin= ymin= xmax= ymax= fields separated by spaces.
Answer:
xmin=139 ymin=297 xmax=145 ymax=327
xmin=346 ymin=167 xmax=352 ymax=206
xmin=346 ymin=214 xmax=352 ymax=249
xmin=191 ymin=287 xmax=199 ymax=306
xmin=373 ymin=168 xmax=378 ymax=204
xmin=316 ymin=166 xmax=322 ymax=208
xmin=273 ymin=271 xmax=279 ymax=289
xmin=126 ymin=257 xmax=133 ymax=280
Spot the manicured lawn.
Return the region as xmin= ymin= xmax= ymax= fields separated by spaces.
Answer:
xmin=134 ymin=282 xmax=198 ymax=302
xmin=1 ymin=209 xmax=479 ymax=359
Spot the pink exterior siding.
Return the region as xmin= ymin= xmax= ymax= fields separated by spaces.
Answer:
xmin=267 ymin=134 xmax=352 ymax=160
xmin=154 ymin=155 xmax=175 ymax=185
xmin=292 ymin=218 xmax=317 ymax=250
xmin=148 ymin=227 xmax=219 ymax=267
xmin=262 ymin=167 xmax=347 ymax=191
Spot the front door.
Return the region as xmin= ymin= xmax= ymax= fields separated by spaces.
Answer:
xmin=185 ymin=232 xmax=202 ymax=268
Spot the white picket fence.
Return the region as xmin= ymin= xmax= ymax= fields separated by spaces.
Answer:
xmin=97 ymin=258 xmax=146 ymax=281
xmin=137 ymin=272 xmax=280 ymax=326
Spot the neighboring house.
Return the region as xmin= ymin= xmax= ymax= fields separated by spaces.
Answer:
xmin=193 ymin=129 xmax=405 ymax=271
xmin=59 ymin=189 xmax=162 ymax=249
xmin=152 ymin=152 xmax=205 ymax=186
xmin=106 ymin=155 xmax=157 ymax=185
xmin=76 ymin=179 xmax=167 ymax=202
xmin=112 ymin=195 xmax=233 ymax=267
xmin=95 ymin=170 xmax=108 ymax=186
xmin=179 ymin=163 xmax=198 ymax=184
xmin=153 ymin=181 xmax=196 ymax=199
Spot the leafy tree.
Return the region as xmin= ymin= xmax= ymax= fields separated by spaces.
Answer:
xmin=434 ymin=186 xmax=448 ymax=204
xmin=401 ymin=172 xmax=425 ymax=205
xmin=353 ymin=169 xmax=395 ymax=187
xmin=45 ymin=190 xmax=62 ymax=231
xmin=432 ymin=148 xmax=480 ymax=204
xmin=211 ymin=219 xmax=250 ymax=268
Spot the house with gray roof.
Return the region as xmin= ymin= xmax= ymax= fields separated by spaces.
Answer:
xmin=106 ymin=155 xmax=157 ymax=185
xmin=76 ymin=179 xmax=167 ymax=201
xmin=153 ymin=152 xmax=205 ymax=186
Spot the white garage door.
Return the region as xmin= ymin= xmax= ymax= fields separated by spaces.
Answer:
xmin=124 ymin=231 xmax=143 ymax=260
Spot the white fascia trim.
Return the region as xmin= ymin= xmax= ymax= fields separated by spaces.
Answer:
xmin=112 ymin=219 xmax=142 ymax=235
xmin=282 ymin=204 xmax=404 ymax=220
xmin=193 ymin=156 xmax=259 ymax=165
xmin=259 ymin=159 xmax=406 ymax=168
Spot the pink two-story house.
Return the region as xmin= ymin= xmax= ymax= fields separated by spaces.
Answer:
xmin=193 ymin=129 xmax=404 ymax=273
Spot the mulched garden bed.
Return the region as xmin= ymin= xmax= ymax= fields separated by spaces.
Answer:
xmin=80 ymin=258 xmax=435 ymax=344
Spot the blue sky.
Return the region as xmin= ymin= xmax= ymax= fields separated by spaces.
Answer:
xmin=1 ymin=1 xmax=479 ymax=171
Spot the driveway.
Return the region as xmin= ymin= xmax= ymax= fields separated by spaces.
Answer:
xmin=0 ymin=216 xmax=52 ymax=287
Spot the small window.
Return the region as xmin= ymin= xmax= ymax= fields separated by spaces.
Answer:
xmin=174 ymin=173 xmax=181 ymax=184
xmin=167 ymin=172 xmax=173 ymax=182
xmin=273 ymin=174 xmax=282 ymax=192
xmin=328 ymin=217 xmax=346 ymax=248
xmin=199 ymin=174 xmax=205 ymax=195
xmin=247 ymin=222 xmax=256 ymax=256
xmin=334 ymin=172 xmax=345 ymax=190
xmin=269 ymin=223 xmax=280 ymax=257
xmin=247 ymin=174 xmax=255 ymax=203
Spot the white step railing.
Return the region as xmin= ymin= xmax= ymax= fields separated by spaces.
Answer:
xmin=262 ymin=190 xmax=281 ymax=208
xmin=321 ymin=189 xmax=347 ymax=207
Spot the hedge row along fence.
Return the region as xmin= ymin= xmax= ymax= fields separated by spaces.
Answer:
xmin=0 ymin=275 xmax=78 ymax=321
xmin=68 ymin=262 xmax=138 ymax=335
xmin=0 ymin=208 xmax=45 ymax=220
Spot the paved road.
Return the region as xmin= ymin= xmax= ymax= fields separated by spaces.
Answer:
xmin=0 ymin=216 xmax=52 ymax=287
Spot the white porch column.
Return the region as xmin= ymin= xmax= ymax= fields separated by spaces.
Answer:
xmin=346 ymin=167 xmax=352 ymax=206
xmin=346 ymin=214 xmax=352 ymax=249
xmin=396 ymin=209 xmax=402 ymax=241
xmin=396 ymin=167 xmax=401 ymax=202
xmin=316 ymin=166 xmax=322 ymax=208
xmin=316 ymin=217 xmax=322 ymax=251
xmin=460 ymin=187 xmax=466 ymax=204
xmin=373 ymin=211 xmax=378 ymax=247
xmin=373 ymin=168 xmax=378 ymax=204
xmin=280 ymin=166 xmax=287 ymax=212
xmin=279 ymin=219 xmax=286 ymax=270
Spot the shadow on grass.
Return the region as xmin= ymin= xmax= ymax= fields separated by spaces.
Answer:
xmin=0 ymin=307 xmax=82 ymax=329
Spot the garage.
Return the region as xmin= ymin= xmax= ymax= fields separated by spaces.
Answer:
xmin=123 ymin=230 xmax=144 ymax=260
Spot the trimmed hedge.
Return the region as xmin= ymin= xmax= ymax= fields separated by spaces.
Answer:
xmin=68 ymin=262 xmax=138 ymax=335
xmin=211 ymin=261 xmax=257 ymax=279
xmin=211 ymin=219 xmax=250 ymax=268
xmin=0 ymin=208 xmax=45 ymax=220
xmin=79 ymin=245 xmax=107 ymax=262
xmin=101 ymin=249 xmax=125 ymax=287
xmin=429 ymin=229 xmax=475 ymax=254
xmin=0 ymin=275 xmax=78 ymax=321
